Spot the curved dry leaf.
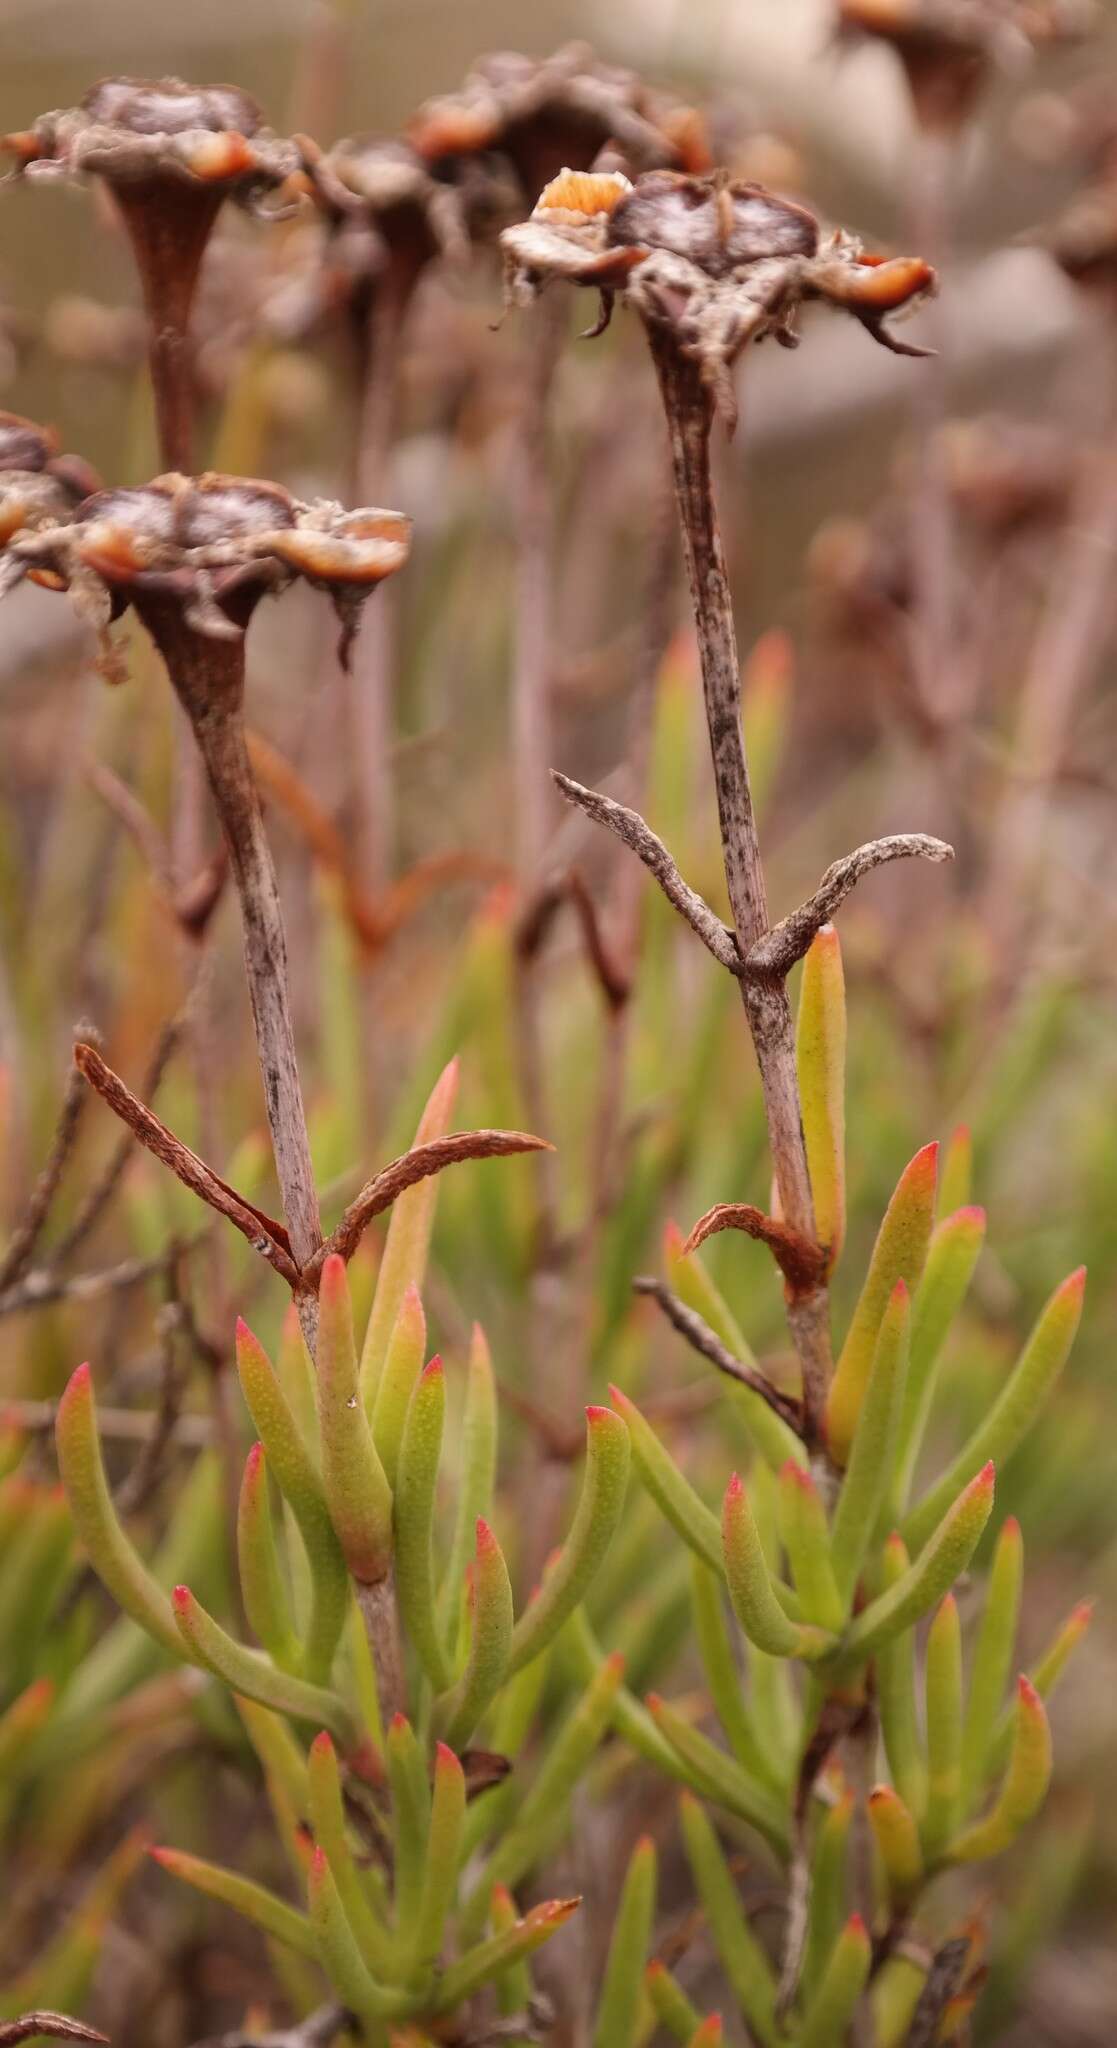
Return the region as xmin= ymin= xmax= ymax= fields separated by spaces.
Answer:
xmin=684 ymin=1201 xmax=827 ymax=1298
xmin=312 ymin=1129 xmax=553 ymax=1272
xmin=0 ymin=2018 xmax=109 ymax=2046
xmin=73 ymin=1043 xmax=299 ymax=1287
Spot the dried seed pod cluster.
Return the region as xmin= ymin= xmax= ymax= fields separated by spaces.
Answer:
xmin=406 ymin=41 xmax=709 ymax=193
xmin=502 ymin=168 xmax=935 ymax=422
xmin=0 ymin=467 xmax=410 ymax=663
xmin=2 ymin=77 xmax=300 ymax=206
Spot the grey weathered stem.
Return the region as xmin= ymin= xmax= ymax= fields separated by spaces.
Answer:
xmin=349 ymin=286 xmax=406 ymax=895
xmin=150 ymin=612 xmax=410 ymax=1699
xmin=156 ymin=627 xmax=323 ymax=1286
xmin=906 ymin=125 xmax=955 ymax=725
xmin=354 ymin=1576 xmax=404 ymax=1724
xmin=646 ymin=331 xmax=831 ymax=1437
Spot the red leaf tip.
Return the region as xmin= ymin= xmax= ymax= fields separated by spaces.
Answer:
xmin=1016 ymin=1674 xmax=1042 ymax=1711
xmin=63 ymin=1361 xmax=93 ymax=1401
xmin=172 ymin=1585 xmax=192 ymax=1612
xmin=389 ymin=1710 xmax=410 ymax=1733
xmin=1062 ymin=1265 xmax=1087 ymax=1296
xmin=244 ymin=1440 xmax=265 ymax=1477
xmin=422 ymin=1354 xmax=444 ymax=1381
xmin=846 ymin=1912 xmax=870 ymax=1943
xmin=310 ymin=1729 xmax=335 ymax=1758
xmin=781 ymin=1458 xmax=815 ymax=1493
xmin=725 ymin=1471 xmax=743 ymax=1501
xmin=320 ymin=1250 xmax=347 ymax=1289
xmin=889 ymin=1277 xmax=910 ymax=1307
xmin=586 ymin=1403 xmax=614 ymax=1424
xmin=976 ymin=1460 xmax=996 ymax=1489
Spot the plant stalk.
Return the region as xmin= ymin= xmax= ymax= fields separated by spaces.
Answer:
xmin=647 ymin=331 xmax=831 ymax=1441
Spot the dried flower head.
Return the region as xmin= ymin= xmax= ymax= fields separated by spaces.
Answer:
xmin=407 ymin=43 xmax=709 ymax=201
xmin=502 ymin=168 xmax=935 ymax=422
xmin=0 ymin=469 xmax=410 ymax=667
xmin=0 ymin=410 xmax=100 ymax=546
xmin=836 ymin=0 xmax=1094 ymax=130
xmin=3 ymin=80 xmax=304 ymax=469
xmin=2 ymin=77 xmax=299 ymax=204
xmin=301 ymin=136 xmax=470 ymax=322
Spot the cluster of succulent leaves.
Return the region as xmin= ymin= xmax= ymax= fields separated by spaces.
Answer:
xmin=12 ymin=907 xmax=1083 ymax=2047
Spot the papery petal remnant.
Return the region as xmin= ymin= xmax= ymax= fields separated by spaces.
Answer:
xmin=0 ymin=467 xmax=411 ymax=667
xmin=501 ymin=168 xmax=935 ymax=422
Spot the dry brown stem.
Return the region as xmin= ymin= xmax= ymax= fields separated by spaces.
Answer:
xmin=632 ymin=1275 xmax=802 ymax=1434
xmin=551 ymin=772 xmax=739 ymax=973
xmin=747 ymin=834 xmax=953 ymax=976
xmin=645 ymin=328 xmax=832 ymax=1437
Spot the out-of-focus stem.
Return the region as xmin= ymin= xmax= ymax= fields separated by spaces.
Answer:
xmin=646 ymin=331 xmax=831 ymax=1442
xmin=348 ymin=288 xmax=406 ymax=895
xmin=985 ymin=443 xmax=1117 ymax=960
xmin=145 ymin=613 xmax=322 ymax=1291
xmin=512 ymin=298 xmax=567 ymax=1250
xmin=906 ymin=124 xmax=955 ymax=727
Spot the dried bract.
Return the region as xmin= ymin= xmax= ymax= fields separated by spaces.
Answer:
xmin=2 ymin=77 xmax=299 ymax=207
xmin=502 ymin=169 xmax=935 ymax=423
xmin=407 ymin=42 xmax=708 ymax=201
xmin=0 ymin=470 xmax=410 ymax=667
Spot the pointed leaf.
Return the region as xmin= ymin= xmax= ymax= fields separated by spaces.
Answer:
xmin=796 ymin=924 xmax=846 ymax=1275
xmin=830 ymin=1279 xmax=909 ymax=1608
xmin=960 ymin=1517 xmax=1023 ymax=1808
xmin=723 ymin=1475 xmax=833 ymax=1660
xmin=903 ymin=1268 xmax=1085 ymax=1552
xmin=592 ymin=1836 xmax=658 ymax=2048
xmin=679 ymin=1794 xmax=778 ymax=2046
xmin=440 ymin=1519 xmax=514 ymax=1749
xmin=151 ymin=1846 xmax=316 ymax=1958
xmin=841 ymin=1464 xmax=995 ymax=1662
xmin=798 ymin=1915 xmax=871 ymax=2048
xmin=948 ymin=1677 xmax=1052 ymax=1862
xmin=317 ymin=1253 xmax=393 ymax=1583
xmin=394 ymin=1358 xmax=453 ymax=1691
xmin=307 ymin=1732 xmax=394 ymax=1979
xmin=55 ymin=1365 xmax=181 ymax=1659
xmin=922 ymin=1595 xmax=963 ymax=1862
xmin=506 ymin=1406 xmax=630 ymax=1676
xmin=826 ymin=1142 xmax=938 ymax=1465
xmin=171 ymin=1585 xmax=354 ymax=1744
xmin=236 ymin=1318 xmax=349 ymax=1683
xmin=370 ymin=1283 xmax=426 ymax=1493
xmin=359 ymin=1058 xmax=458 ymax=1405
xmin=238 ymin=1444 xmax=301 ymax=1672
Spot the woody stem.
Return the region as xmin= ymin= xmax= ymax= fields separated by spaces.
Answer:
xmin=146 ymin=614 xmax=323 ymax=1294
xmin=646 ymin=331 xmax=831 ymax=1442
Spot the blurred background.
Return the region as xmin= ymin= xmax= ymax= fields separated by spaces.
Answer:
xmin=2 ymin=1 xmax=1117 ymax=2042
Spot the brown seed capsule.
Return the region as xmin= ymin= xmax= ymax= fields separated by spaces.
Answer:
xmin=502 ymin=167 xmax=935 ymax=423
xmin=0 ymin=467 xmax=411 ymax=669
